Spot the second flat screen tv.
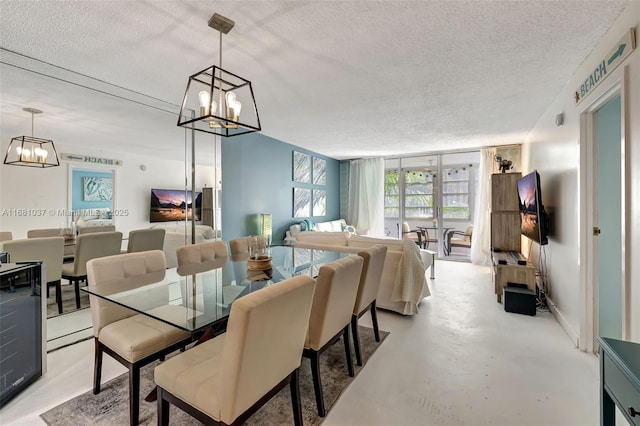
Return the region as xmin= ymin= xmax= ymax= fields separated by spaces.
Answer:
xmin=150 ymin=189 xmax=202 ymax=223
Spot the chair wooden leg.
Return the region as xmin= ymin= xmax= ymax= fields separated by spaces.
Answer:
xmin=351 ymin=315 xmax=362 ymax=366
xmin=309 ymin=350 xmax=326 ymax=417
xmin=130 ymin=366 xmax=140 ymax=426
xmin=371 ymin=300 xmax=380 ymax=342
xmin=54 ymin=280 xmax=63 ymax=314
xmin=289 ymin=368 xmax=303 ymax=426
xmin=74 ymin=279 xmax=81 ymax=309
xmin=93 ymin=340 xmax=103 ymax=394
xmin=343 ymin=325 xmax=354 ymax=377
xmin=157 ymin=387 xmax=170 ymax=426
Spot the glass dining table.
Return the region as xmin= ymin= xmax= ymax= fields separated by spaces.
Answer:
xmin=82 ymin=245 xmax=349 ymax=333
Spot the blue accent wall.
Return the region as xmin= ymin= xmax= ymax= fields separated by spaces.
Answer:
xmin=72 ymin=170 xmax=113 ymax=210
xmin=221 ymin=133 xmax=340 ymax=244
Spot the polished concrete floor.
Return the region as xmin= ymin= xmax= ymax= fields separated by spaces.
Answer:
xmin=1 ymin=260 xmax=603 ymax=425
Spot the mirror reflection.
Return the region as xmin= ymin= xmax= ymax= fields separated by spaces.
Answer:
xmin=0 ymin=49 xmax=220 ymax=351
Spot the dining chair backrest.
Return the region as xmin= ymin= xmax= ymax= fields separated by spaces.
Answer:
xmin=354 ymin=245 xmax=387 ymax=315
xmin=307 ymin=255 xmax=363 ymax=350
xmin=72 ymin=231 xmax=123 ymax=276
xmin=78 ymin=225 xmax=116 ymax=234
xmin=219 ymin=274 xmax=315 ymax=425
xmin=127 ymin=228 xmax=166 ymax=253
xmin=0 ymin=232 xmax=12 ymax=242
xmin=87 ymin=250 xmax=167 ymax=337
xmin=28 ymin=228 xmax=72 ymax=238
xmin=176 ymin=240 xmax=228 ymax=270
xmin=0 ymin=237 xmax=64 ymax=283
xmin=229 ymin=236 xmax=267 ymax=257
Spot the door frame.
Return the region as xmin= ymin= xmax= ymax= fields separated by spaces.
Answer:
xmin=578 ymin=65 xmax=630 ymax=352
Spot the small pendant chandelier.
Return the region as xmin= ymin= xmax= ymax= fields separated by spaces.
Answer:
xmin=177 ymin=13 xmax=261 ymax=137
xmin=4 ymin=108 xmax=60 ymax=168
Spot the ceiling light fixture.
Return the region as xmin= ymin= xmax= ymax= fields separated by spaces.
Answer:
xmin=177 ymin=13 xmax=261 ymax=137
xmin=4 ymin=108 xmax=60 ymax=168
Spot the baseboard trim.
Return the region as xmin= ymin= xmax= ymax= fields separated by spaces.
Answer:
xmin=547 ymin=296 xmax=579 ymax=347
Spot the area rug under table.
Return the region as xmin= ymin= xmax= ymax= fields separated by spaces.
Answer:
xmin=41 ymin=326 xmax=389 ymax=425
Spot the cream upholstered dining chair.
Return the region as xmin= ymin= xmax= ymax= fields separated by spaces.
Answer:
xmin=87 ymin=250 xmax=192 ymax=426
xmin=0 ymin=237 xmax=65 ymax=314
xmin=304 ymin=255 xmax=363 ymax=417
xmin=28 ymin=228 xmax=75 ymax=262
xmin=228 ymin=235 xmax=267 ymax=257
xmin=62 ymin=231 xmax=122 ymax=309
xmin=27 ymin=227 xmax=72 ymax=238
xmin=126 ymin=228 xmax=166 ymax=253
xmin=154 ymin=274 xmax=316 ymax=426
xmin=351 ymin=244 xmax=387 ymax=366
xmin=0 ymin=231 xmax=12 ymax=242
xmin=78 ymin=225 xmax=116 ymax=234
xmin=176 ymin=240 xmax=228 ymax=274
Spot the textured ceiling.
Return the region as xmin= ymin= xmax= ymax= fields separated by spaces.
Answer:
xmin=0 ymin=1 xmax=629 ymax=160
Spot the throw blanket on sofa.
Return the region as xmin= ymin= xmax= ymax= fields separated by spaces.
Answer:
xmin=392 ymin=239 xmax=430 ymax=314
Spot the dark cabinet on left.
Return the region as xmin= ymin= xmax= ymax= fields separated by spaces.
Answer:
xmin=0 ymin=262 xmax=46 ymax=407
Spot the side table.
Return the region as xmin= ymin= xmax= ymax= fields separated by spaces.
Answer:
xmin=597 ymin=337 xmax=640 ymax=426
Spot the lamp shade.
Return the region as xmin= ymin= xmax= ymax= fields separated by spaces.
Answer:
xmin=260 ymin=213 xmax=272 ymax=245
xmin=177 ymin=65 xmax=261 ymax=137
xmin=4 ymin=136 xmax=60 ymax=168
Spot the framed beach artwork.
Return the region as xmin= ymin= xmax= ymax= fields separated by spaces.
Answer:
xmin=293 ymin=187 xmax=311 ymax=217
xmin=293 ymin=151 xmax=311 ymax=183
xmin=83 ymin=177 xmax=113 ymax=201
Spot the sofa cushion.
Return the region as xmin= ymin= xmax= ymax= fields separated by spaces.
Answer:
xmin=347 ymin=235 xmax=404 ymax=251
xmin=295 ymin=231 xmax=348 ymax=246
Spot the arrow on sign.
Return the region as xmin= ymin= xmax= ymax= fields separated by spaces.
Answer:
xmin=607 ymin=43 xmax=626 ymax=65
xmin=66 ymin=155 xmax=83 ymax=160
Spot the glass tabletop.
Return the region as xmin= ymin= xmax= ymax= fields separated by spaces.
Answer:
xmin=82 ymin=246 xmax=349 ymax=333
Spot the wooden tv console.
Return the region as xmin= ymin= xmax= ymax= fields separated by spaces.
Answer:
xmin=491 ymin=251 xmax=537 ymax=303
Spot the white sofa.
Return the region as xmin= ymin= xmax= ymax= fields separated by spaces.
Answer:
xmin=74 ymin=208 xmax=113 ymax=230
xmin=295 ymin=232 xmax=432 ymax=315
xmin=149 ymin=224 xmax=220 ymax=268
xmin=284 ymin=219 xmax=356 ymax=245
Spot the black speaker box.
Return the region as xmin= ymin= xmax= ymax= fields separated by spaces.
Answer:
xmin=503 ymin=285 xmax=536 ymax=316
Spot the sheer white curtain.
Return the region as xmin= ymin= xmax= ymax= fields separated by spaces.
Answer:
xmin=470 ymin=147 xmax=496 ymax=265
xmin=348 ymin=158 xmax=385 ymax=236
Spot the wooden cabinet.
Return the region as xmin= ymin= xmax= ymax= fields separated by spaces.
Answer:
xmin=492 ymin=252 xmax=536 ymax=303
xmin=490 ymin=173 xmax=537 ymax=303
xmin=491 ymin=173 xmax=521 ymax=252
xmin=201 ymin=187 xmax=214 ymax=227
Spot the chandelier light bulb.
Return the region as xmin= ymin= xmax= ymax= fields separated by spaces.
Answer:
xmin=198 ymin=91 xmax=211 ymax=116
xmin=225 ymin=91 xmax=240 ymax=121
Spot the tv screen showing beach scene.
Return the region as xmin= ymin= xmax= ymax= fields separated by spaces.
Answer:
xmin=150 ymin=189 xmax=202 ymax=222
xmin=516 ymin=171 xmax=541 ymax=243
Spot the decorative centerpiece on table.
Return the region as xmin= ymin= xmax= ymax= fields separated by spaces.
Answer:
xmin=246 ymin=235 xmax=272 ymax=281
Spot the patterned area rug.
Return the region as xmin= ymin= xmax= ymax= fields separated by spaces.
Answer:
xmin=46 ymin=282 xmax=90 ymax=318
xmin=41 ymin=326 xmax=388 ymax=425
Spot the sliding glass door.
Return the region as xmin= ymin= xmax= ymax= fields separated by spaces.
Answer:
xmin=385 ymin=151 xmax=480 ymax=259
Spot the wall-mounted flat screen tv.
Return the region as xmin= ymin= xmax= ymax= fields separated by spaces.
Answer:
xmin=150 ymin=189 xmax=202 ymax=222
xmin=516 ymin=171 xmax=549 ymax=246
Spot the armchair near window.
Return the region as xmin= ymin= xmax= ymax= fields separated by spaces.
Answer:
xmin=401 ymin=222 xmax=422 ymax=247
xmin=446 ymin=225 xmax=473 ymax=255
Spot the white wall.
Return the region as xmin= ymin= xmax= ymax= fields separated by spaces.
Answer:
xmin=0 ymin=141 xmax=215 ymax=239
xmin=522 ymin=3 xmax=640 ymax=343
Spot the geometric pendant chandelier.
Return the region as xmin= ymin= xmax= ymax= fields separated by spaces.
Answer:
xmin=177 ymin=13 xmax=261 ymax=137
xmin=3 ymin=107 xmax=60 ymax=168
